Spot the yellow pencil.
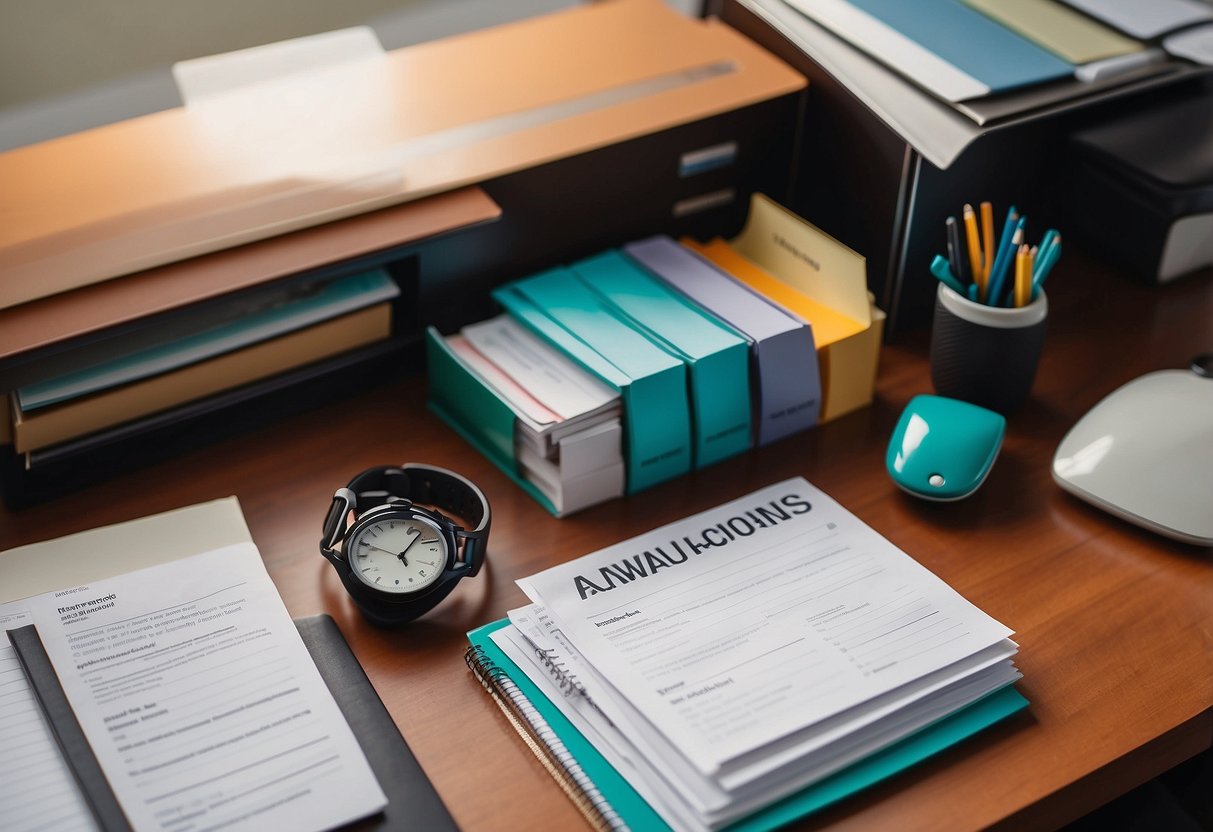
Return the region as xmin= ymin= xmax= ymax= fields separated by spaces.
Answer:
xmin=1014 ymin=244 xmax=1032 ymax=307
xmin=963 ymin=204 xmax=985 ymax=300
xmin=980 ymin=201 xmax=994 ymax=281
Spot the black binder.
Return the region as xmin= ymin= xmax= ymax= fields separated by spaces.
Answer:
xmin=10 ymin=614 xmax=457 ymax=832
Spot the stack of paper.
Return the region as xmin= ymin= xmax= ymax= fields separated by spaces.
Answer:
xmin=0 ymin=499 xmax=388 ymax=832
xmin=9 ymin=269 xmax=398 ymax=457
xmin=479 ymin=478 xmax=1026 ymax=829
xmin=783 ymin=0 xmax=1074 ymax=103
xmin=443 ymin=315 xmax=624 ymax=515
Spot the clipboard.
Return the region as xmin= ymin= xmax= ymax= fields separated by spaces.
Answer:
xmin=10 ymin=615 xmax=456 ymax=832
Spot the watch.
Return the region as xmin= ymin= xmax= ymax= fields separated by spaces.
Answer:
xmin=320 ymin=464 xmax=490 ymax=626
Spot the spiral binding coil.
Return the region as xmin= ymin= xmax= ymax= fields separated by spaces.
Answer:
xmin=535 ymin=646 xmax=587 ymax=698
xmin=465 ymin=646 xmax=626 ymax=832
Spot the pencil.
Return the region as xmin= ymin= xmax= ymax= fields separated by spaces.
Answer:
xmin=1034 ymin=230 xmax=1059 ymax=281
xmin=1014 ymin=244 xmax=1033 ymax=308
xmin=963 ymin=204 xmax=984 ymax=301
xmin=991 ymin=223 xmax=1025 ymax=307
xmin=1033 ymin=235 xmax=1061 ymax=299
xmin=980 ymin=201 xmax=994 ymax=281
xmin=987 ymin=207 xmax=1019 ymax=307
xmin=931 ymin=254 xmax=967 ymax=296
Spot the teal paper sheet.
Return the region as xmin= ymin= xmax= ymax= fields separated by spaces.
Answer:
xmin=468 ymin=619 xmax=1028 ymax=831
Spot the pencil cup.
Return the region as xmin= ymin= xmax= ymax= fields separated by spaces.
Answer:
xmin=930 ymin=283 xmax=1047 ymax=414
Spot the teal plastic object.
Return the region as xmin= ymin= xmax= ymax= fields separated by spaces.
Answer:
xmin=886 ymin=395 xmax=1006 ymax=501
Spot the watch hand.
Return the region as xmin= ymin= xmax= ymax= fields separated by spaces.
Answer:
xmin=364 ymin=543 xmax=402 ymax=557
xmin=396 ymin=529 xmax=424 ymax=565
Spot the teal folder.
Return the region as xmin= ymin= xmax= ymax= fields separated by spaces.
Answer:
xmin=468 ymin=619 xmax=1028 ymax=831
xmin=425 ymin=328 xmax=563 ymax=516
xmin=572 ymin=250 xmax=752 ymax=469
xmin=492 ymin=269 xmax=692 ymax=494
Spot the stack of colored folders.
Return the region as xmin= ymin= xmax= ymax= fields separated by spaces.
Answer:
xmin=427 ymin=195 xmax=886 ymax=516
xmin=931 ymin=202 xmax=1062 ymax=308
xmin=428 ymin=314 xmax=626 ymax=517
xmin=9 ymin=270 xmax=399 ymax=460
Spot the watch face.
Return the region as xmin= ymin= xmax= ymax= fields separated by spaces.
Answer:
xmin=347 ymin=512 xmax=448 ymax=595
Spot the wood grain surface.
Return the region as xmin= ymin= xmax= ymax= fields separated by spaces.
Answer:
xmin=2 ymin=250 xmax=1211 ymax=831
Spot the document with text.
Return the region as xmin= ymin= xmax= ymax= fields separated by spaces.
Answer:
xmin=1 ymin=543 xmax=386 ymax=832
xmin=519 ymin=478 xmax=1016 ymax=779
xmin=1 ymin=611 xmax=100 ymax=832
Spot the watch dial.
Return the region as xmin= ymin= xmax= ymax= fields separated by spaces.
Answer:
xmin=347 ymin=514 xmax=447 ymax=594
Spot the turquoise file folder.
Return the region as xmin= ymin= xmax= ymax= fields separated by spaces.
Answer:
xmin=492 ymin=269 xmax=692 ymax=494
xmin=572 ymin=250 xmax=752 ymax=469
xmin=425 ymin=327 xmax=563 ymax=516
xmin=468 ymin=619 xmax=1029 ymax=831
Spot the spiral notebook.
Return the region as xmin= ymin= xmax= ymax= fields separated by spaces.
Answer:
xmin=466 ymin=619 xmax=1028 ymax=831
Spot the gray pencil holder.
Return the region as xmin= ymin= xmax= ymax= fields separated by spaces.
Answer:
xmin=930 ymin=283 xmax=1047 ymax=414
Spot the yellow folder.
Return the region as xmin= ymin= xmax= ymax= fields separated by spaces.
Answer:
xmin=962 ymin=0 xmax=1143 ymax=65
xmin=685 ymin=195 xmax=884 ymax=422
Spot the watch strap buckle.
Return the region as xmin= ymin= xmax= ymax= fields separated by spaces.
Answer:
xmin=456 ymin=528 xmax=488 ymax=577
xmin=321 ymin=487 xmax=357 ymax=553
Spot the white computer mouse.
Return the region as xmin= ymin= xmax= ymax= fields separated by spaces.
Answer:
xmin=1052 ymin=363 xmax=1213 ymax=546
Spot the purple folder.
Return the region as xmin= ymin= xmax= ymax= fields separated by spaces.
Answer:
xmin=624 ymin=236 xmax=821 ymax=445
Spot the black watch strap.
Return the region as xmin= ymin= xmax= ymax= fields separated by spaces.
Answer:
xmin=336 ymin=464 xmax=490 ymax=576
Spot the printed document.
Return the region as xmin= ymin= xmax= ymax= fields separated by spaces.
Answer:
xmin=1 ymin=611 xmax=99 ymax=832
xmin=461 ymin=314 xmax=618 ymax=421
xmin=519 ymin=478 xmax=1014 ymax=778
xmin=1 ymin=543 xmax=386 ymax=832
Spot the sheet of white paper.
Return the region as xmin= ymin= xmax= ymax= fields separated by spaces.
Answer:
xmin=16 ymin=544 xmax=386 ymax=832
xmin=0 ymin=611 xmax=99 ymax=832
xmin=462 ymin=315 xmax=619 ymax=420
xmin=174 ymin=27 xmax=385 ymax=105
xmin=446 ymin=334 xmax=562 ymax=430
xmin=783 ymin=0 xmax=990 ymax=103
xmin=519 ymin=478 xmax=1013 ymax=777
xmin=0 ymin=498 xmax=250 ymax=606
xmin=1164 ymin=24 xmax=1213 ymax=66
xmin=1061 ymin=0 xmax=1213 ymax=38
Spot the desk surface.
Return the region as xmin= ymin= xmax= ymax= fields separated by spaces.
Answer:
xmin=2 ymin=250 xmax=1212 ymax=831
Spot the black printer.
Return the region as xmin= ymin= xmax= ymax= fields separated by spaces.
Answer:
xmin=1065 ymin=85 xmax=1213 ymax=284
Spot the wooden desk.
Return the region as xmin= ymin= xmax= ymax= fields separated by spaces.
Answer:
xmin=2 ymin=251 xmax=1211 ymax=831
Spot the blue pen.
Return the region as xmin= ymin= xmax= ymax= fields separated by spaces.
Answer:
xmin=988 ymin=215 xmax=1025 ymax=307
xmin=1034 ymin=229 xmax=1059 ymax=280
xmin=930 ymin=254 xmax=968 ymax=296
xmin=1031 ymin=236 xmax=1062 ymax=299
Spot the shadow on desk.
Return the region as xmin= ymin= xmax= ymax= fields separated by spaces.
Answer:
xmin=1063 ymin=750 xmax=1211 ymax=832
